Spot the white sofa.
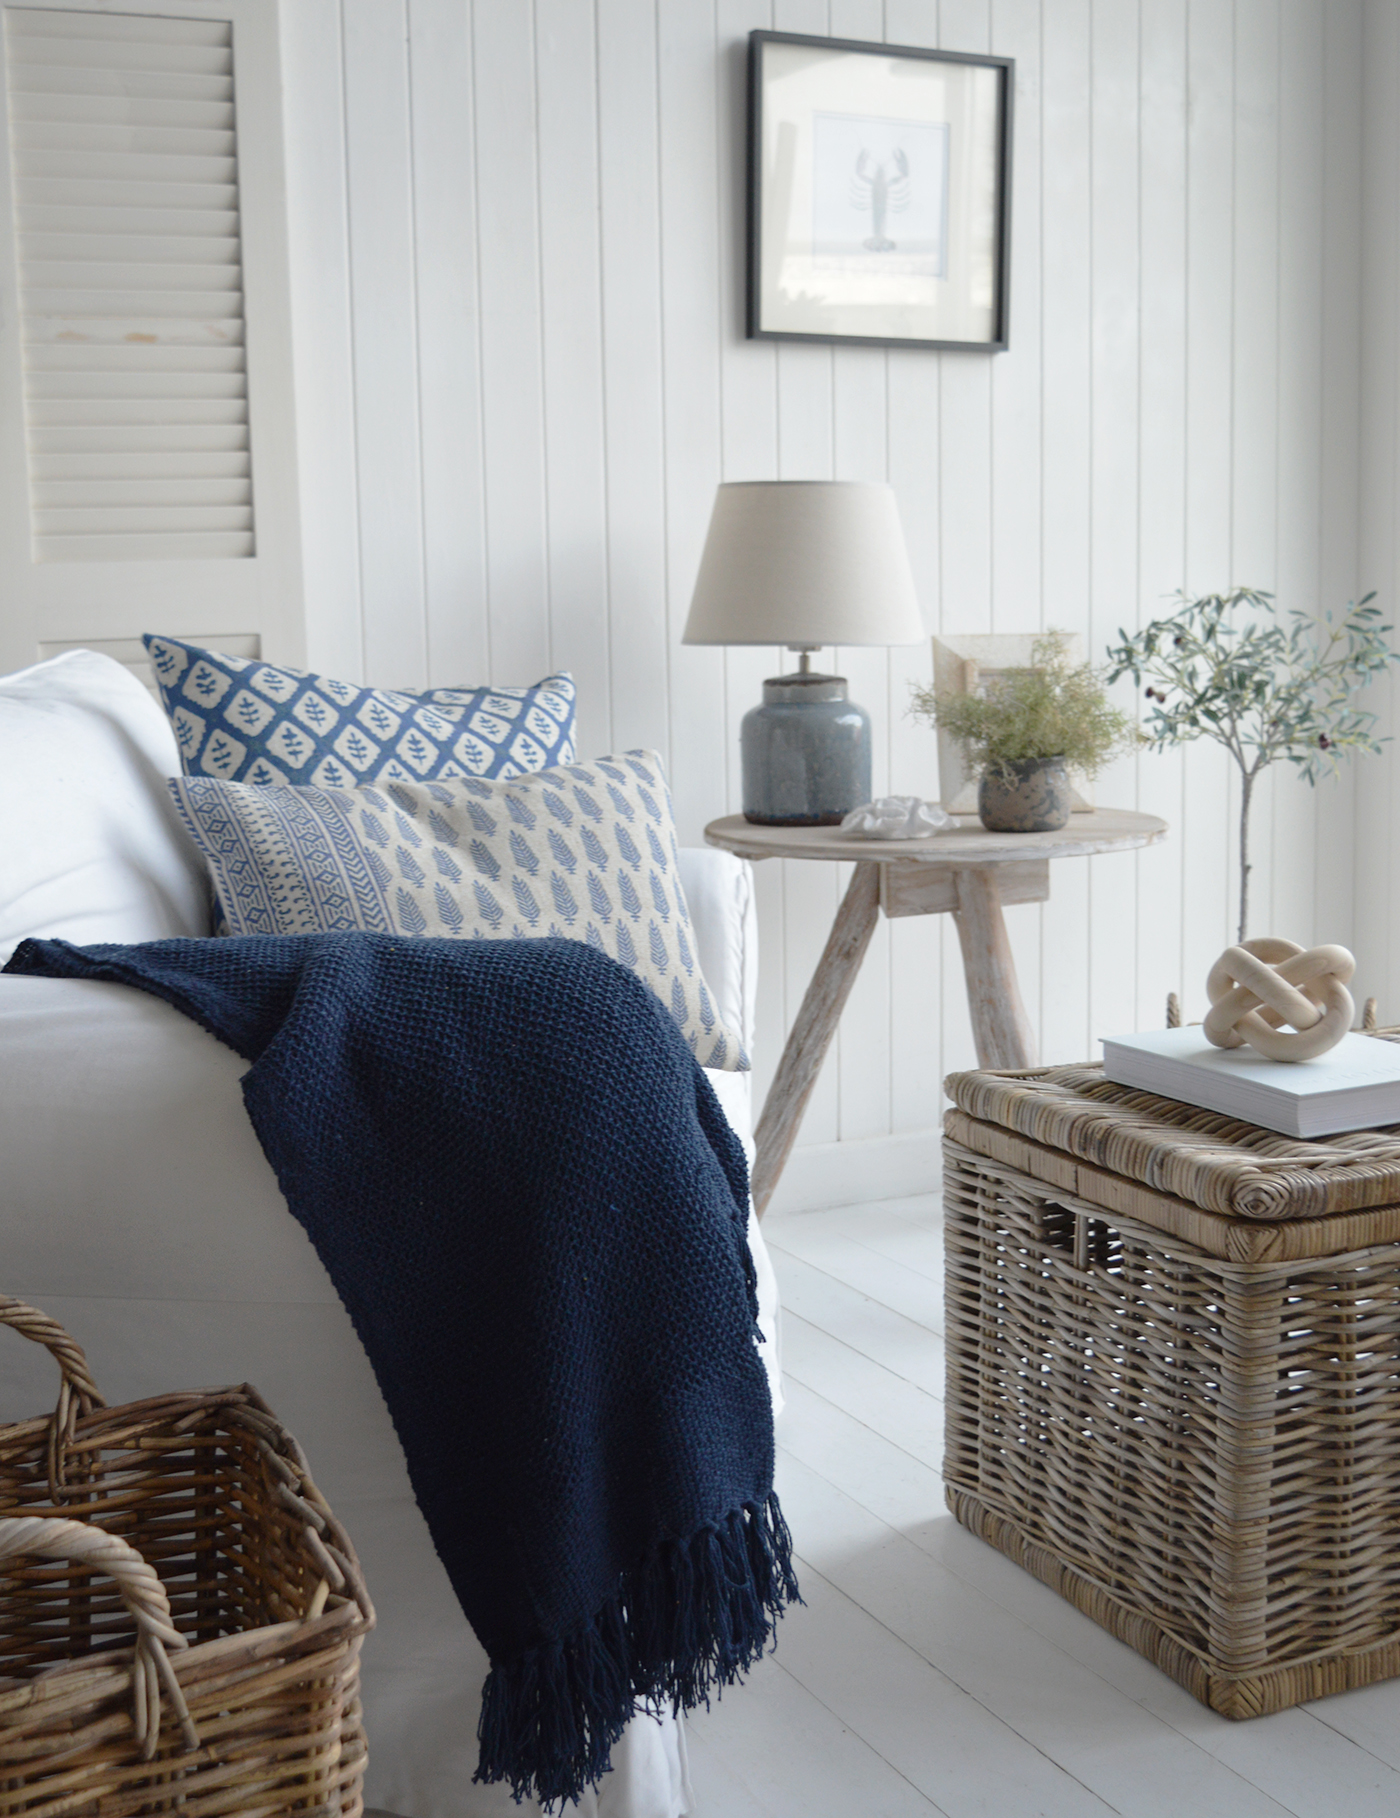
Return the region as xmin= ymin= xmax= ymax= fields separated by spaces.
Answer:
xmin=0 ymin=650 xmax=778 ymax=1818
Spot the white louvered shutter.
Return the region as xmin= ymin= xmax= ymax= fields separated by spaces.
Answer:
xmin=0 ymin=0 xmax=301 ymax=678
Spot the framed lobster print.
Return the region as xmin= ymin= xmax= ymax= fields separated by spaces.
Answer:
xmin=746 ymin=32 xmax=1013 ymax=352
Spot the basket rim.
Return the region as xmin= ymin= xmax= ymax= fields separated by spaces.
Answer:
xmin=0 ymin=1383 xmax=375 ymax=1654
xmin=946 ymin=1062 xmax=1400 ymax=1224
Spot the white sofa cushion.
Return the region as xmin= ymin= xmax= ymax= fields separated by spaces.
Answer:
xmin=0 ymin=650 xmax=212 ymax=962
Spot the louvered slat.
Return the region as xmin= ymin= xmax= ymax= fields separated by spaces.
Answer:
xmin=28 ymin=343 xmax=245 ymax=370
xmin=24 ymin=233 xmax=240 ymax=261
xmin=33 ymin=478 xmax=250 ymax=505
xmin=8 ymin=61 xmax=234 ymax=101
xmin=11 ymin=91 xmax=236 ymax=127
xmin=6 ymin=8 xmax=230 ymax=43
xmin=33 ymin=504 xmax=250 ymax=532
xmin=31 ymin=399 xmax=247 ymax=425
xmin=18 ymin=149 xmax=236 ymax=181
xmin=9 ymin=40 xmax=232 ymax=80
xmin=27 ymin=372 xmax=247 ymax=398
xmin=6 ymin=7 xmax=253 ymax=563
xmin=31 ymin=424 xmax=248 ymax=452
xmin=38 ymin=530 xmax=253 ymax=559
xmin=20 ymin=204 xmax=239 ymax=237
xmin=15 ymin=121 xmax=236 ymax=154
xmin=17 ymin=176 xmax=239 ymax=208
xmin=33 ymin=439 xmax=247 ymax=469
xmin=32 ymin=450 xmax=249 ymax=478
xmin=24 ymin=261 xmax=242 ymax=288
xmin=25 ymin=316 xmax=245 ymax=345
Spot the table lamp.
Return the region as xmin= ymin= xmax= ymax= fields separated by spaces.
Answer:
xmin=683 ymin=481 xmax=925 ymax=824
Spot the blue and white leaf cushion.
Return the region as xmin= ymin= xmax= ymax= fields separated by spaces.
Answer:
xmin=143 ymin=634 xmax=576 ymax=787
xmin=169 ymin=751 xmax=749 ymax=1071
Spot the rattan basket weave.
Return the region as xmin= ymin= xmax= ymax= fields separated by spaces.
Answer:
xmin=0 ymin=1295 xmax=374 ymax=1814
xmin=943 ymin=1062 xmax=1400 ymax=1720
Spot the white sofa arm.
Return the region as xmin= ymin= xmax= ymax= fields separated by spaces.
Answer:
xmin=675 ymin=847 xmax=758 ymax=1062
xmin=674 ymin=847 xmax=779 ymax=1417
xmin=675 ymin=846 xmax=758 ymax=1159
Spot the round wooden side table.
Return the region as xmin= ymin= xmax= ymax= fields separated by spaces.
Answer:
xmin=704 ymin=808 xmax=1168 ymax=1214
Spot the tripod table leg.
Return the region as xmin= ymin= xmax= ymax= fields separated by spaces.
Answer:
xmin=750 ymin=861 xmax=882 ymax=1217
xmin=951 ymin=866 xmax=1038 ymax=1070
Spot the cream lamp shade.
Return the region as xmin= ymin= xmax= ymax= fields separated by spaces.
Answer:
xmin=682 ymin=480 xmax=924 ymax=648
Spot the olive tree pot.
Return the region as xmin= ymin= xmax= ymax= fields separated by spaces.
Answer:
xmin=977 ymin=757 xmax=1072 ymax=833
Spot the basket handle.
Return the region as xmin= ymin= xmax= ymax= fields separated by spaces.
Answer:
xmin=0 ymin=1517 xmax=198 ymax=1758
xmin=0 ymin=1297 xmax=106 ymax=1500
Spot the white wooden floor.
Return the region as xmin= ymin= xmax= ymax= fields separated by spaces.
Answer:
xmin=682 ymin=1192 xmax=1400 ymax=1818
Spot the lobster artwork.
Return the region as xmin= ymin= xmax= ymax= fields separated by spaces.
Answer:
xmin=850 ymin=146 xmax=910 ymax=251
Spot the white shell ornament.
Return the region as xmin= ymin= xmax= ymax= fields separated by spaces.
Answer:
xmin=839 ymin=796 xmax=952 ymax=840
xmin=1203 ymin=938 xmax=1356 ymax=1063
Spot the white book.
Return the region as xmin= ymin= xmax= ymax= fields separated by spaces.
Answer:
xmin=1099 ymin=1026 xmax=1400 ymax=1138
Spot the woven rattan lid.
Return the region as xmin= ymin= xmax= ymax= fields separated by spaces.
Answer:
xmin=945 ymin=1063 xmax=1400 ymax=1224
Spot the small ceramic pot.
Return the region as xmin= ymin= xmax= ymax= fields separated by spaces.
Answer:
xmin=977 ymin=757 xmax=1072 ymax=833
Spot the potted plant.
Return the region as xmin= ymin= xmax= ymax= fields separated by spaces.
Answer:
xmin=1104 ymin=588 xmax=1399 ymax=941
xmin=910 ymin=630 xmax=1139 ymax=832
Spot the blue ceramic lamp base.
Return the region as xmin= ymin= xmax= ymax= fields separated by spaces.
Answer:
xmin=741 ymin=671 xmax=872 ymax=826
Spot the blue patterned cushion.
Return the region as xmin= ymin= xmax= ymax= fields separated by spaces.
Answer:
xmin=143 ymin=634 xmax=576 ymax=787
xmin=169 ymin=751 xmax=748 ymax=1071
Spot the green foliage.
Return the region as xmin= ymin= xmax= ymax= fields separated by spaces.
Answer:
xmin=1104 ymin=588 xmax=1396 ymax=783
xmin=1104 ymin=587 xmax=1398 ymax=940
xmin=910 ymin=631 xmax=1139 ymax=781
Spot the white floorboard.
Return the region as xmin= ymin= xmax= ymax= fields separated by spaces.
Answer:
xmin=684 ymin=1647 xmax=948 ymax=1818
xmin=681 ymin=1191 xmax=1400 ymax=1818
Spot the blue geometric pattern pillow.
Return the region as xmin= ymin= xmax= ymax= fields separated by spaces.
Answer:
xmin=143 ymin=633 xmax=576 ymax=788
xmin=168 ymin=750 xmax=748 ymax=1071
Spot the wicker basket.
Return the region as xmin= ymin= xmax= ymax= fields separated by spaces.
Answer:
xmin=0 ymin=1295 xmax=374 ymax=1814
xmin=943 ymin=1064 xmax=1400 ymax=1720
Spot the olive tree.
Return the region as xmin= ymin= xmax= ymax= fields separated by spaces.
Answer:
xmin=1104 ymin=588 xmax=1397 ymax=943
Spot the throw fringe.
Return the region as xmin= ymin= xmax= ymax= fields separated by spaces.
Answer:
xmin=476 ymin=1491 xmax=800 ymax=1809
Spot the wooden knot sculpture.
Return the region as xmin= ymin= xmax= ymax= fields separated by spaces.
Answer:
xmin=1203 ymin=937 xmax=1355 ymax=1062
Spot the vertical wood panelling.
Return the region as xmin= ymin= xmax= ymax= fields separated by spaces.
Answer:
xmin=1037 ymin=0 xmax=1093 ymax=1064
xmin=988 ymin=0 xmax=1043 ymax=649
xmin=932 ymin=0 xmax=998 ymax=1085
xmin=884 ymin=1 xmax=948 ymax=1134
xmin=826 ymin=0 xmax=890 ymax=1144
xmin=1230 ymin=1 xmax=1279 ymax=937
xmin=1135 ymin=0 xmax=1189 ymax=1027
xmin=280 ymin=0 xmax=1372 ymax=1193
xmin=1316 ymin=2 xmax=1365 ymax=974
xmin=1180 ymin=0 xmax=1236 ymax=982
xmin=1357 ymin=0 xmax=1400 ymax=1015
xmin=1087 ymin=0 xmax=1141 ymax=1044
xmin=714 ymin=0 xmax=786 ymax=1119
xmin=471 ymin=1 xmax=548 ymax=685
xmin=658 ymin=3 xmax=728 ymax=848
xmin=535 ymin=0 xmax=610 ymax=760
xmin=409 ymin=0 xmax=489 ymax=692
xmin=771 ymin=0 xmax=840 ymax=1150
xmin=1268 ymin=2 xmax=1322 ymax=949
xmin=342 ymin=0 xmax=425 ymax=687
xmin=985 ymin=0 xmax=1047 ymax=1064
xmin=598 ymin=0 xmax=670 ymax=759
xmin=279 ymin=0 xmax=362 ymax=681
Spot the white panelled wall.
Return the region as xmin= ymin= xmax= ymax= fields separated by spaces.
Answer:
xmin=1356 ymin=3 xmax=1400 ymax=1025
xmin=279 ymin=0 xmax=1370 ymax=1212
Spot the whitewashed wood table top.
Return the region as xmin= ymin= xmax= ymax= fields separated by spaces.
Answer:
xmin=704 ymin=807 xmax=1168 ymax=867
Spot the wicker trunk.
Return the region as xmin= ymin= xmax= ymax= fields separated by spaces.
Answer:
xmin=943 ymin=1062 xmax=1400 ymax=1721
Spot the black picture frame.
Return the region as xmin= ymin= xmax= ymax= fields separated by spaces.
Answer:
xmin=746 ymin=30 xmax=1014 ymax=353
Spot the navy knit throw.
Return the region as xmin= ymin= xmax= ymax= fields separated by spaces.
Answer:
xmin=5 ymin=932 xmax=798 ymax=1807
